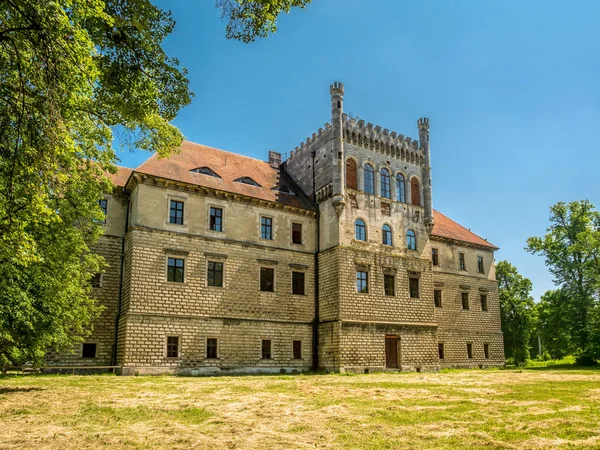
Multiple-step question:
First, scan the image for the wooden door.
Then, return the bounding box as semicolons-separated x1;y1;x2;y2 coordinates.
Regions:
385;336;398;369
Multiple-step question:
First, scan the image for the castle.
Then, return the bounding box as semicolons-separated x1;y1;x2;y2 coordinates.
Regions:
48;82;504;374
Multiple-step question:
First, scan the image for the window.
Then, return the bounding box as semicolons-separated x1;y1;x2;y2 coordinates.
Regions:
261;216;273;240
434;289;442;308
191;167;221;178
382;224;392;246
396;174;406;202
166;336;179;358
380;168;391;198
260;267;275;292
484;343;490;359
432;248;439;266
292;222;302;245
98;199;108;223
477;256;484;274
355;219;366;241
459;252;466;271
406;229;416;250
293;340;302;359
438;343;445;360
462;292;470;310
364;164;375;194
81;343;97;358
167;257;184;283
207;261;223;287
409;277;420;299
345;159;358;190
91;273;102;288
411;178;421;206
480;294;488;311
206;338;218;359
273;185;295;195
356;271;368;293
292;271;305;295
209;207;223;231
261;339;272;359
466;343;473;359
169;199;184;225
234;176;261;187
384;274;395;296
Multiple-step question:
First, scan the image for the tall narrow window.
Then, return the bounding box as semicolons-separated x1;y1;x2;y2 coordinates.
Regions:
293;340;302;359
167;336;179;358
459;252;466;271
382;224;392;246
261;216;273;240
292;271;305;295
261;339;272;359
396;174;406;202
169;200;184;225
434;289;442;308
260;267;275;292
462;292;470;310
411;178;421;206
98;199;108;223
355;219;366;241
206;338;218;359
292;222;302;245
480;294;488;311
406;230;416;250
356;271;368;293
384;274;395;296
432;248;439;266
484;343;490;359
467;343;473;359
91;273;102;288
345;159;358;190
364;164;375;194
209;207;223;231
409;276;420;298
380;168;391;198
167;257;185;283
207;261;223;287
438;343;445;360
477;256;484;273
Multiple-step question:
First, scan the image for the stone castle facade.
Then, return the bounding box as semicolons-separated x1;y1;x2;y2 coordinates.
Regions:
47;82;504;374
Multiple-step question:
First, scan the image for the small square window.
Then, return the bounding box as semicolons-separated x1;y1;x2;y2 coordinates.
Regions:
206;338;218;359
459;252;466;271
167;336;179;358
432;248;439;266
384;274;395;296
169;200;184;225
261;216;273;240
81;343;97;358
293;340;302;359
262;339;272;359
91;273;102;288
292;271;305;295
207;261;223;287
477;256;484;274
462;292;470;310
167;257;185;283
209;207;223;231
434;289;442;308
260;267;275;292
480;294;488;311
356;271;368;293
409;277;419;299
467;343;473;359
484;343;490;359
292;222;302;245
438;343;445;360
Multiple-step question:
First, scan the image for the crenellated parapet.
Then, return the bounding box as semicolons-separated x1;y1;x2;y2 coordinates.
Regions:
286;123;333;161
342;114;425;166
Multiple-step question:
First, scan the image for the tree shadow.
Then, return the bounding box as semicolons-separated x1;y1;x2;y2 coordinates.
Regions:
525;364;600;371
0;387;43;395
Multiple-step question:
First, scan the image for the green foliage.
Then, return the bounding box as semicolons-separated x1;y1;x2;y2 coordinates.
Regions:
496;260;536;364
527;201;600;361
216;0;312;42
536;289;578;358
0;0;191;365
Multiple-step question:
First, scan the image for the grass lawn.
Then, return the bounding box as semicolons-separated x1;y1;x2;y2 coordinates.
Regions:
1;368;600;449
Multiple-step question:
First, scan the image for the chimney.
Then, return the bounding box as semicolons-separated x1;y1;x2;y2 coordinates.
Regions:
268;150;282;168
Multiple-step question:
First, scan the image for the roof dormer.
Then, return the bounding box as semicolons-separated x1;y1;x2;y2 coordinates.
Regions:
190;167;221;178
234;176;261;187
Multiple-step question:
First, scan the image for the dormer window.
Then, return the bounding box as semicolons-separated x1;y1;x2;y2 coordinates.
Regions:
271;185;295;195
190;167;221;178
234;177;261;187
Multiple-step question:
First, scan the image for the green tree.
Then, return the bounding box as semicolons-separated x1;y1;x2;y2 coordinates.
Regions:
526;201;600;361
496;260;536;364
535;289;578;359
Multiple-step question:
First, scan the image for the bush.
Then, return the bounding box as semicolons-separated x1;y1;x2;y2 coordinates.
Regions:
575;354;598;366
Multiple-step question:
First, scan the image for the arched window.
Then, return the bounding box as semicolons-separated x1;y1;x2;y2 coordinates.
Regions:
363;164;375;195
396;173;406;202
355;219;367;241
345;159;358;190
382;224;392;246
380;168;391;198
406;229;416;250
411;178;421;206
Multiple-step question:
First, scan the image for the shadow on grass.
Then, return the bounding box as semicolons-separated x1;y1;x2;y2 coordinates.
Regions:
524;364;600;372
0;386;43;395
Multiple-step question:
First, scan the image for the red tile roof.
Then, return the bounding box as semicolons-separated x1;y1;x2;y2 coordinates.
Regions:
432;210;498;250
134;141;314;210
107;166;133;187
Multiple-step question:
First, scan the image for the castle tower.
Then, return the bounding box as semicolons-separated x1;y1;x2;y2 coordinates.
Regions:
330;81;345;213
418;117;434;233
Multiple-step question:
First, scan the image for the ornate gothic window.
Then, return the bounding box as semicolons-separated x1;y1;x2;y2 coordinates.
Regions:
396;173;406;202
363;164;375;195
382;224;392;246
411;177;421;206
355;219;367;241
380;168;391;198
345;159;358;190
406;229;416;250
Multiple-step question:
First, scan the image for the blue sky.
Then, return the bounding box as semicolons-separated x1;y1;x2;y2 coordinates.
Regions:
117;0;600;300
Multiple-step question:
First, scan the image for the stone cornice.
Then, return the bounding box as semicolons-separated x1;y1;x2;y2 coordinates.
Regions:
429;234;498;252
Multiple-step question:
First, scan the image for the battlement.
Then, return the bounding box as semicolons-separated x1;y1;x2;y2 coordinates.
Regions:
285;123;333;161
330;81;344;98
418;117;430;132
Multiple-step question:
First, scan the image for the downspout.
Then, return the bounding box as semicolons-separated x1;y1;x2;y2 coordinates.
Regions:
312;150;320;372
112;190;130;368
